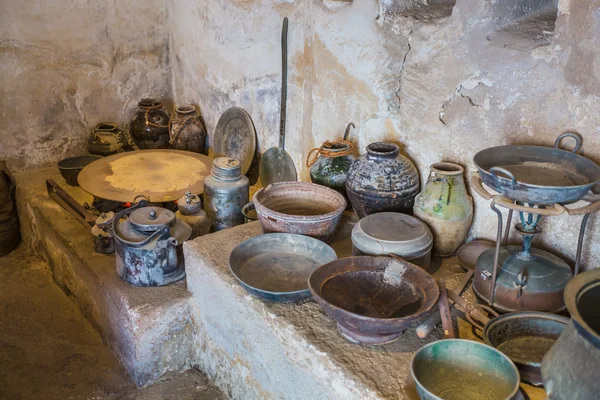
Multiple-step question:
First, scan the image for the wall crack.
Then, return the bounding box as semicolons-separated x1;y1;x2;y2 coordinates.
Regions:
395;29;413;105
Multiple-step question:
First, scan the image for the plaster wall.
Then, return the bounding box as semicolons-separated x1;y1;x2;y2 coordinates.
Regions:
170;0;600;270
0;0;171;170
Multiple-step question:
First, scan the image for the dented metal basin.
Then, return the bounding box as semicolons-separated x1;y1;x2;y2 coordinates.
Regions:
253;182;346;243
308;256;439;345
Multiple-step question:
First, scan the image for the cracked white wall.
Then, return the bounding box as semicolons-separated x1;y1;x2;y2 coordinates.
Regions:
0;0;172;170
2;0;600;269
170;0;600;270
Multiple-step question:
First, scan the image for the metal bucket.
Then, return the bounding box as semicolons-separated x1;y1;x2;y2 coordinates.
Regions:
411;339;521;400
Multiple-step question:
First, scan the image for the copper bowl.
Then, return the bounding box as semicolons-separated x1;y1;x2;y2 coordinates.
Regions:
308;256;439;345
253;182;346;243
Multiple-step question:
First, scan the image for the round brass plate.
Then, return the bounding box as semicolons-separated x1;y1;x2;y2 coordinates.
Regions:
78;150;213;203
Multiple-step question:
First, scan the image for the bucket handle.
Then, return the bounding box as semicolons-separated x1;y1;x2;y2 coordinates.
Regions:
242;201;258;222
554;131;582;153
464;304;498;331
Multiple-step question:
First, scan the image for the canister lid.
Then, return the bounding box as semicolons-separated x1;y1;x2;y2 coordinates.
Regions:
212;157;242;180
129;206;175;232
352;212;433;258
177;191;202;215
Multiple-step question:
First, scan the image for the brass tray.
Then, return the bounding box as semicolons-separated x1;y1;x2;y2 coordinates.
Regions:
78;150;213;203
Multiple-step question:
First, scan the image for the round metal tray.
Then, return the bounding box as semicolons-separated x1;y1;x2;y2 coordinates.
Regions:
229;233;337;302
78;150;213;203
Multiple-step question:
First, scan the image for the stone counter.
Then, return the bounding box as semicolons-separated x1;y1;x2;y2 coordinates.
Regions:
184;217;546;399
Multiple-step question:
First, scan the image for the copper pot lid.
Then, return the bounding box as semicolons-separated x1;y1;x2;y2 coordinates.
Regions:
77;150;213;203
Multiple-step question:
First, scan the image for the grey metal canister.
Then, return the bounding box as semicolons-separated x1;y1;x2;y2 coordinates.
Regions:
204;157;249;232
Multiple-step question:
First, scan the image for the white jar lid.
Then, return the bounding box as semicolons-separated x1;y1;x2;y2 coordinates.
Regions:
352;212;433;258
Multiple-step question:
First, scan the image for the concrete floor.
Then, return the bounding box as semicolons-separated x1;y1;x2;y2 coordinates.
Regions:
0;245;224;400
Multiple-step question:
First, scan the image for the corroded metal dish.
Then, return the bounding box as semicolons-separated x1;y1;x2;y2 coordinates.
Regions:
308;256;439;345
229;233;337;302
78;150;213;203
482;311;568;386
213;107;256;176
253;182;346;243
411;339;521;400
473;132;600;205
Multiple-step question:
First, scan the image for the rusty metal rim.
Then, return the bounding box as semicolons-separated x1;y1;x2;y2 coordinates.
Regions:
308;256;439;324
564;268;600;346
253;182;347;222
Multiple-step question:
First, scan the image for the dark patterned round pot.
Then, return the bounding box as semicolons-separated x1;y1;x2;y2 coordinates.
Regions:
346;142;419;218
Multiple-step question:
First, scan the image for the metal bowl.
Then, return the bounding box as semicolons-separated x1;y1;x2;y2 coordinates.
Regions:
411;339;521;400
308;256;439;345
253;182;347;243
483;311;568;386
229;233;337;302
57;155;102;186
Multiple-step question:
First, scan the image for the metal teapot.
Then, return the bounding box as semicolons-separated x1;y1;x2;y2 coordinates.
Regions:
109;198;191;286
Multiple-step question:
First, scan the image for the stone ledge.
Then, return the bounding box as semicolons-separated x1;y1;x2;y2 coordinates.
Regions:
185;218;445;400
15;167;196;387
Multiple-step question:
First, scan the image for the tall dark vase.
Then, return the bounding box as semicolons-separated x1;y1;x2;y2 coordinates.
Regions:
129;98;170;149
346;142;419;218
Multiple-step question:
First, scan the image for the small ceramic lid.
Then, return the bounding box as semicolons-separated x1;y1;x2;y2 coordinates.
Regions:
352;212;433;258
129;206;175;233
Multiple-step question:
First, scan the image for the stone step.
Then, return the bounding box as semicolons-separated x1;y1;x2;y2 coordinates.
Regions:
15;167;196;387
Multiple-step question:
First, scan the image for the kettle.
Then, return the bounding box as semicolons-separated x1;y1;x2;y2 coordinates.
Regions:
110;199;191;286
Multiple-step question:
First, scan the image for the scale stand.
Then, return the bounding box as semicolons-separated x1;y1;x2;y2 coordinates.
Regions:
471;172;600;311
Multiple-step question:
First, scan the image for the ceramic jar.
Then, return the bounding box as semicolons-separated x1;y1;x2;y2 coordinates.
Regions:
88;123;126;156
413;162;473;257
169;105;207;154
203;157;249;232
129;98;170;149
346;142;419;218
308;141;355;200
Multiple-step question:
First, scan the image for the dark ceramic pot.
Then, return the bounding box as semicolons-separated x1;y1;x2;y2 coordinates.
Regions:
88;123;127;157
169;105;207;155
129;98;170;149
309;142;355;200
346;142;419;218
